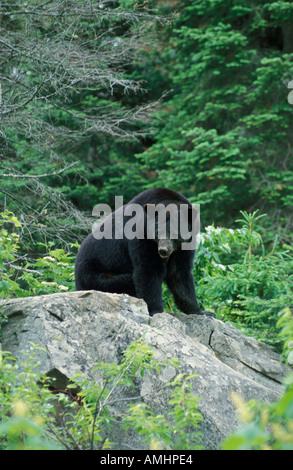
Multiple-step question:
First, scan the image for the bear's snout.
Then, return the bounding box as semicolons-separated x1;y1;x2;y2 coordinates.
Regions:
158;239;174;259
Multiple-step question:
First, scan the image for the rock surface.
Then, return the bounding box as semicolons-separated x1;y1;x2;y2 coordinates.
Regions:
1;290;291;449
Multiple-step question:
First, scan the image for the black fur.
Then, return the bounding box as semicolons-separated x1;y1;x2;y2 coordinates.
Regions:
75;188;214;317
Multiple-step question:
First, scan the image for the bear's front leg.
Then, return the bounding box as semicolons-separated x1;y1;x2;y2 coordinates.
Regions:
129;240;166;316
132;266;164;316
166;254;215;317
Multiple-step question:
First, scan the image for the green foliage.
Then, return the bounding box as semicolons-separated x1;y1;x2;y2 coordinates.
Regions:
0;0;155;246
222;307;293;450
277;308;293;365
1;1;293;451
0;211;23;298
162;210;292;350
0;348;61;450
0;211;77;303
136;0;293;240
222;379;293;450
21;246;76;296
124;373;203;450
50;337;166;450
0;339;203;450
195;211;293;349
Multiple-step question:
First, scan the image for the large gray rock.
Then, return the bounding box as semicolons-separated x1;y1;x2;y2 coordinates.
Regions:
0;290;291;450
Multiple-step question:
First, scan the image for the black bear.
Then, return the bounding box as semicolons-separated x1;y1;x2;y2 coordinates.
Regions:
75;188;214;317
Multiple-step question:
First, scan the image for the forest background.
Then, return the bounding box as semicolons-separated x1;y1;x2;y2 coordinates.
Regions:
1;0;293;451
1;0;293;346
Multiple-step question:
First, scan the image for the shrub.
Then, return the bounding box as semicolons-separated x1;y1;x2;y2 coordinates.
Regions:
0;210;76;302
0;339;203;450
0;348;61;450
124;373;203;450
222;307;293;450
195;211;293;350
0;210;23;298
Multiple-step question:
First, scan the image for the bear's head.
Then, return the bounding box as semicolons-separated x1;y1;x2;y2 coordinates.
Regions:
144;202;199;258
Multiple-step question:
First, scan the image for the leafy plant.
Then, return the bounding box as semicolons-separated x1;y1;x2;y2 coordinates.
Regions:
194;211;293;349
0;338;202;450
0;210;23;298
0;210;77;300
137;0;293;243
162;209;292;349
222;307;293;450
0;348;61;450
277;308;293;365
63;337;165;450
124;373;203;450
20;245;76;296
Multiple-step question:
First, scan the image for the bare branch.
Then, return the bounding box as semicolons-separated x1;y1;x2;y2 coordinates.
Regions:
0;162;78;179
0;0;164;245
